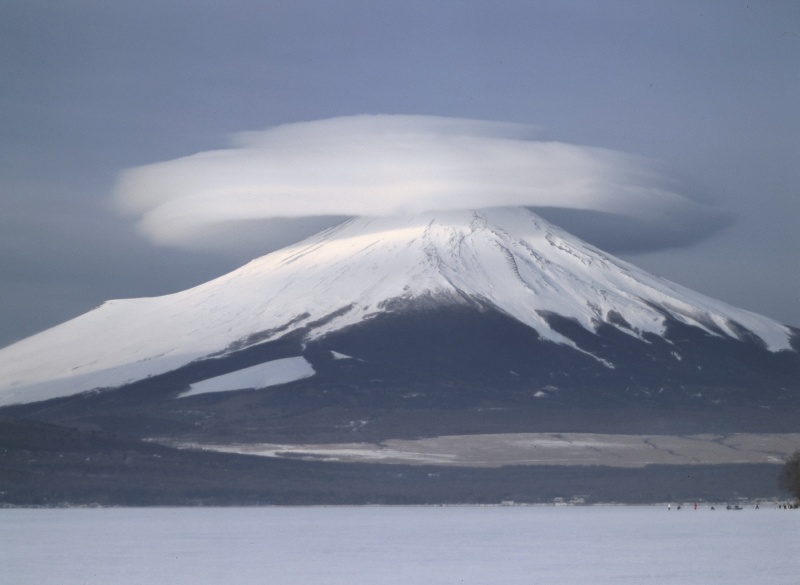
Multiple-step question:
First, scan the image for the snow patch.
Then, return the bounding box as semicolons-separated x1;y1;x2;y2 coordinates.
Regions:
179;357;314;398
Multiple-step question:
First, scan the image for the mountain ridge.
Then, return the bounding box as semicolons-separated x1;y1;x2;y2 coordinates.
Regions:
0;207;796;408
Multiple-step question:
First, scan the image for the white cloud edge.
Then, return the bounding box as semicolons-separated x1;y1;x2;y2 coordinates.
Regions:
113;114;719;250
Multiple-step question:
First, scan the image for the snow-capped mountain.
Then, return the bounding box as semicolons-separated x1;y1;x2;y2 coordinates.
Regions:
0;207;797;408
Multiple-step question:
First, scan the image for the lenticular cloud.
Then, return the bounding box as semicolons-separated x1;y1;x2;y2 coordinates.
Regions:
113;115;719;249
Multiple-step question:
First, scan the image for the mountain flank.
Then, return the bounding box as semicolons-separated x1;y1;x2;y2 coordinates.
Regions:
1;207;798;504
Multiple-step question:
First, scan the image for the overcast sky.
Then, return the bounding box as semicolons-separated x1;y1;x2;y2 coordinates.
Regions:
1;1;798;349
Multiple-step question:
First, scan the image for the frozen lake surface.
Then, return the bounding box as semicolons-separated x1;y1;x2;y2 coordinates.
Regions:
2;506;798;584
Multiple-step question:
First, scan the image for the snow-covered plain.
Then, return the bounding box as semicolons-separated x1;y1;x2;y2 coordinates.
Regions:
182;432;800;467
2;506;797;585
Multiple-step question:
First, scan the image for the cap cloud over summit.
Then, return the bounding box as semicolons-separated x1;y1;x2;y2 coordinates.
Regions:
113;115;730;254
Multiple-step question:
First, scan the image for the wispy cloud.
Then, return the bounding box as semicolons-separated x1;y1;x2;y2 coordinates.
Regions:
113;115;728;251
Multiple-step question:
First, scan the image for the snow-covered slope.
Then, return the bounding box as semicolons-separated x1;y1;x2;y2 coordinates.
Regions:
179;357;315;398
0;207;794;406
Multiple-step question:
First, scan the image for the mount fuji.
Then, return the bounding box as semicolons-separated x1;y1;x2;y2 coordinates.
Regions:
3;206;800;505
0;207;798;440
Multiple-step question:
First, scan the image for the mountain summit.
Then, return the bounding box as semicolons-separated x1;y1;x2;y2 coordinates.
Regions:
0;207;797;411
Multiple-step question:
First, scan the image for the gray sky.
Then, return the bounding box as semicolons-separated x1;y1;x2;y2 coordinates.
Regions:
1;0;798;349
